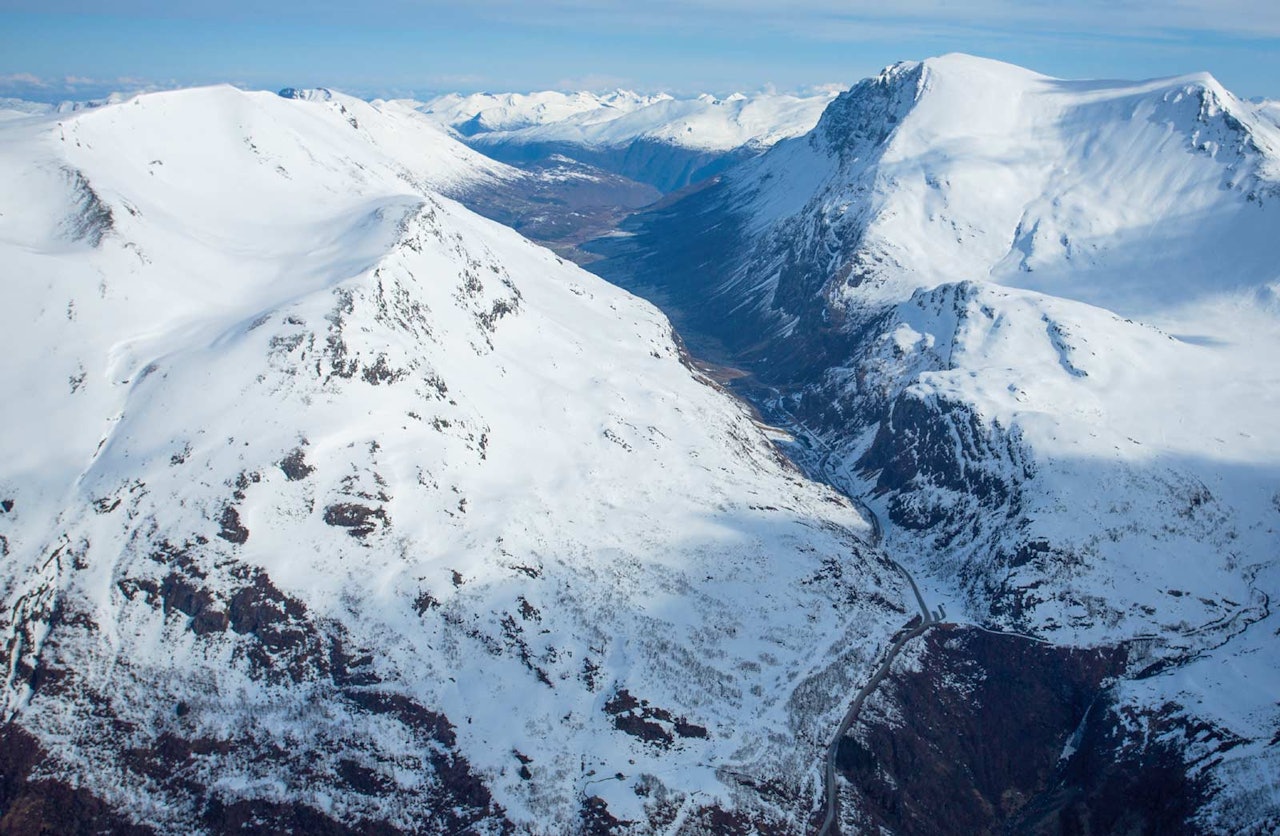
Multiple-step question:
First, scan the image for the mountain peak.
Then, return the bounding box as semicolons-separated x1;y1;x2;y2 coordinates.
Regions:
919;52;1048;80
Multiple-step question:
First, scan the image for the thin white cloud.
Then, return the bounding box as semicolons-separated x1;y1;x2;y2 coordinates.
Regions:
0;72;174;102
0;72;49;87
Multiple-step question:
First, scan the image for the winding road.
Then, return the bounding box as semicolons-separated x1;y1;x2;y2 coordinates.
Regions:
760;392;938;836
816;615;934;836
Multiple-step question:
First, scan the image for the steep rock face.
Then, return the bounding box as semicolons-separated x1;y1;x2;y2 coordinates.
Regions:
835;626;1227;835
594;54;1280;365
585;63;934;378
589;54;1280;827
0;87;917;832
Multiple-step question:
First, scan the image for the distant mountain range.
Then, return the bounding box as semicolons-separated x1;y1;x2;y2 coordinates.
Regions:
412;88;836;192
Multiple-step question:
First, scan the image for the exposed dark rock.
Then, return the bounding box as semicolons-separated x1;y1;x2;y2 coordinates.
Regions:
335;758;390;796
199;795;400;836
517;596;540;621
835;625;1213;835
412;591;439;615
581;658;602;691
859;391;1025;524
325;641;376;689
673;720;708;739
817;62;924;163
499;613;551;686
279;448;314;481
579;795;632;836
603;689;707;748
60;167;114;247
216;506;249;544
679;804;797;836
1011;701;1230;835
229;470;261;502
513;750;533;781
3;529;509;834
477;298;516;333
322;503;387;538
158;573;228;635
360;354;405;385
341;689;458;748
0;724;153;836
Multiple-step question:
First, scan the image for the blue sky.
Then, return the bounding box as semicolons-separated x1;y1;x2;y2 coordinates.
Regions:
2;1;1279;101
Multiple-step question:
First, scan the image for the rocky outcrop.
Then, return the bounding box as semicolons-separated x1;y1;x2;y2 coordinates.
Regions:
835;626;1215;835
0;534;508;834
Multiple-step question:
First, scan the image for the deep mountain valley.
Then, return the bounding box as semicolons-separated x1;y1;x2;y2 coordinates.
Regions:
0;54;1277;835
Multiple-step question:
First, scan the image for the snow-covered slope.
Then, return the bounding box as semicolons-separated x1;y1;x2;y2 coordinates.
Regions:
0;96;121;123
760;55;1278;315
591;54;1280;830
0;85;913;832
417;88;837;192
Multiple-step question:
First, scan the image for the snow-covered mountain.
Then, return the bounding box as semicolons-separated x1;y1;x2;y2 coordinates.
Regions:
0;99;53;120
591;54;1280;831
416;89;673;136
0;85;915;832
424;89;834;153
416;88;837;192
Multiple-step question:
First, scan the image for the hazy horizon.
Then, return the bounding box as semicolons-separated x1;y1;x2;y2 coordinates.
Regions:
3;2;1279;103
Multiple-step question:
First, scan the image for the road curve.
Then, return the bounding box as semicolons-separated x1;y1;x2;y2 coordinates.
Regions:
816;616;933;836
760;392;939;835
746;388;940;834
